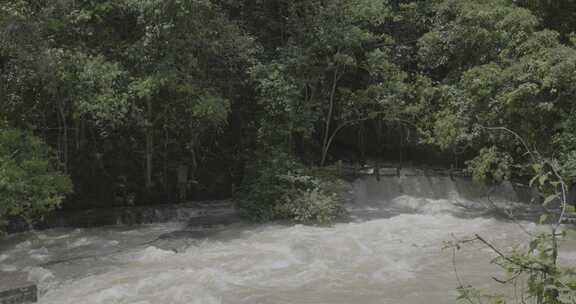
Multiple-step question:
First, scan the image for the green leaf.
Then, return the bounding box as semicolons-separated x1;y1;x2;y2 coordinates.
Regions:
539;173;548;186
539;214;549;224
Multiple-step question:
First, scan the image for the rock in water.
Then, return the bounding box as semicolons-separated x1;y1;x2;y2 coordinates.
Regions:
0;272;37;303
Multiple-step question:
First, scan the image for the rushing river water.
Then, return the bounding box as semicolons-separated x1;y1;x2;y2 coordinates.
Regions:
1;176;575;304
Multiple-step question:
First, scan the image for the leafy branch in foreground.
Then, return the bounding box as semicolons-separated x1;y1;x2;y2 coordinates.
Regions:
448;127;576;304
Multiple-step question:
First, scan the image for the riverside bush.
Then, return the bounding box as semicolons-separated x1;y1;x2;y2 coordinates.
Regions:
465;146;513;184
0;127;72;231
238;152;345;225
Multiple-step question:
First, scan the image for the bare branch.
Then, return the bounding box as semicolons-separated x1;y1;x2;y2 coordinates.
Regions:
474;234;551;274
478;126;537;163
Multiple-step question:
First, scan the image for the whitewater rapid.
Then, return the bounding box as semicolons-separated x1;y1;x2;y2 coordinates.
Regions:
0;176;575;304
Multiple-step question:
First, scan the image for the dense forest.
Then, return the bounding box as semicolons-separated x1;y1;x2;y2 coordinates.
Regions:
2;1;576;302
1;0;576;224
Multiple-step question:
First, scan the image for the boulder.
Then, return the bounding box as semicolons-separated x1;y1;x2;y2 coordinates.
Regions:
0;272;36;304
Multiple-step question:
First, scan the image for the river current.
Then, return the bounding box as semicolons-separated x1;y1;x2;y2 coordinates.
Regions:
1;175;575;303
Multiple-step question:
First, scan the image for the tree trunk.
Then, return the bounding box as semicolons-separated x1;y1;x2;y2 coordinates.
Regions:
392;0;400;11
358;122;366;165
177;164;188;202
398;123;404;166
321;69;339;166
146;129;153;190
145;98;154;190
58;104;68;173
162;110;169;191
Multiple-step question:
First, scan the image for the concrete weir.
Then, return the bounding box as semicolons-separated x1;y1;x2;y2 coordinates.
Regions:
7;200;240;233
0;272;37;304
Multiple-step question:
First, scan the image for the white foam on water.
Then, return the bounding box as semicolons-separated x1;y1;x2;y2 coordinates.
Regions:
32;212;550;304
389;195;465;215
15;240;32;250
67;237;93;249
26;266;56;293
134;246;177;262
27;266;54;282
0;264;18;272
106;240;120;246
35;232;71;241
0;177;572;304
560;252;576;262
29;255;50;262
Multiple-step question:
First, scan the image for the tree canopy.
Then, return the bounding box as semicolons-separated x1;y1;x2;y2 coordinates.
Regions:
2;0;576;224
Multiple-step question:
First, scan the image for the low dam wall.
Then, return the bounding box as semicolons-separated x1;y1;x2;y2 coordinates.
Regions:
8;165;575;234
7;201;239;234
340;164;576;205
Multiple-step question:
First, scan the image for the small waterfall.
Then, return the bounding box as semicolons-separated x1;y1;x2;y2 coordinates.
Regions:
352;175;522;203
2;172;575;304
346;174;537;220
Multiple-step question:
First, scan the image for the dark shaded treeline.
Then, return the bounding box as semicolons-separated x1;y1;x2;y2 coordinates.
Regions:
1;0;576;214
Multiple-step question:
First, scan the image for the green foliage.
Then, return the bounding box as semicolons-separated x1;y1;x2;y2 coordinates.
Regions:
46;50;131;128
450;232;576;304
238;152;344;225
251;0;408;162
449;131;576;303
515;0;576;42
0;127;72;231
275;187;341;225
430;110;470;150
465;146;512;184
1;0;257;202
553;115;576;182
418;5;576;158
3;0;576;227
490;232;576;304
250;62;317;146
418;0;537;75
